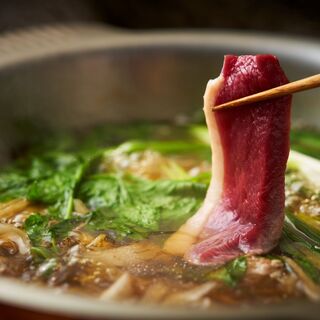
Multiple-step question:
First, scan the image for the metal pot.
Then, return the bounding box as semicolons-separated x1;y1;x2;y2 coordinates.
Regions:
0;24;319;319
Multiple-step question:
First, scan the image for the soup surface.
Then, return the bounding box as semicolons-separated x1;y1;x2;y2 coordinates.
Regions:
0;123;319;307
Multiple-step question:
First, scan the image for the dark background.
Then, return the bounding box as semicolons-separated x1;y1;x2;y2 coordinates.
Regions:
0;0;319;38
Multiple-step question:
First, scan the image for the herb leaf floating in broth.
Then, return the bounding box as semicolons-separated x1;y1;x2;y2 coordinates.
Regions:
14;130;210;246
80;174;207;240
24;213;51;246
0;152;99;219
25;212;90;246
207;256;247;287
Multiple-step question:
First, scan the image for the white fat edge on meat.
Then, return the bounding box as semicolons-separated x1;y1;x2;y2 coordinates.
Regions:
163;76;224;256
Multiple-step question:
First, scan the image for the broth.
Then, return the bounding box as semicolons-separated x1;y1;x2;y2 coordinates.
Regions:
0;123;319;307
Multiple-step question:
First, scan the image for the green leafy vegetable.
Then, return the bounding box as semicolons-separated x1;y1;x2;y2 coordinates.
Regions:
27;163;85;219
27;153;97;219
10;124;212;246
280;218;320;284
30;247;57;265
50;216;90;242
0;172;29;202
79;174;207;240
24;213;51;246
36;258;58;277
114;140;210;156
25;213;89;246
30;247;55;260
291;128;320;159
0;150;100;218
207;257;247;287
286;211;320;244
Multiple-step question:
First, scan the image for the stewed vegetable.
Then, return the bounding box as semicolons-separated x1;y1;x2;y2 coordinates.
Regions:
0;121;319;306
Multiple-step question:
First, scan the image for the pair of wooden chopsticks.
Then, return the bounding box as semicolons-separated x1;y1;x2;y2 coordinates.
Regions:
212;74;320;111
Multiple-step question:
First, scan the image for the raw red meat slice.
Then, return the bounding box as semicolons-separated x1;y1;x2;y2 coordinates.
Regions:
164;55;292;266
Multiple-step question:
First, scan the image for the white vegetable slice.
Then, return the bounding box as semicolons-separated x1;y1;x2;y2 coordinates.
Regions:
288;150;320;188
100;273;133;301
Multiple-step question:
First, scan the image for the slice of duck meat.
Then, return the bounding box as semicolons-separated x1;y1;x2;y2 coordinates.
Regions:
164;55;292;266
